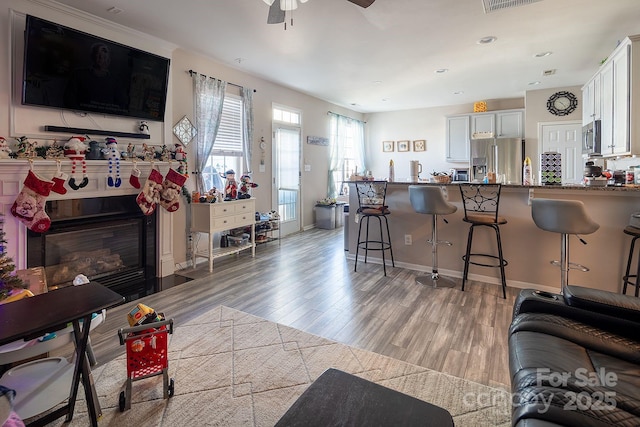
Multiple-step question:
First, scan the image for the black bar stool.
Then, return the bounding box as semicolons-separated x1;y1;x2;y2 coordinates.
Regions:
530;198;599;292
622;223;640;297
408;185;457;288
354;180;395;276
459;183;507;299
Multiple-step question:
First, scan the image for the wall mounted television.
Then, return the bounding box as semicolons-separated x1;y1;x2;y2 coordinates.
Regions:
22;15;170;122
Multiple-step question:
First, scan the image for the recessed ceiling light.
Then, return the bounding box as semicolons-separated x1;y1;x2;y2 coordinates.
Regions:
453;91;464;95
477;36;497;45
372;80;382;84
381;98;388;102
528;81;541;85
434;68;449;74
107;6;123;14
534;51;552;58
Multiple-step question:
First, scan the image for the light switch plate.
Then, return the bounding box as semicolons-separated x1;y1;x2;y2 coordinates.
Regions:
304;164;311;172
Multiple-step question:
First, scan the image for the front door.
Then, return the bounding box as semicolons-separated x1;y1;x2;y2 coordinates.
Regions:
540;122;583;184
273;126;301;236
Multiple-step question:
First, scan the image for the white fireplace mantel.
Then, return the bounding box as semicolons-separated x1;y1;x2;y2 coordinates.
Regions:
0;159;178;277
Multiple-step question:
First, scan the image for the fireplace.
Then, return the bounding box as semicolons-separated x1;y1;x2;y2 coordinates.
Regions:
26;195;157;301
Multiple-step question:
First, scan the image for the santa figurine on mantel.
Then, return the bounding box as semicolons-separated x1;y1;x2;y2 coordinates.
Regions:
64;136;89;190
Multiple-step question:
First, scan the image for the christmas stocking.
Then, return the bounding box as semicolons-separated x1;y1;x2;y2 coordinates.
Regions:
159;169;188;212
129;166;142;189
11;170;54;233
51;171;68;195
136;168;163;215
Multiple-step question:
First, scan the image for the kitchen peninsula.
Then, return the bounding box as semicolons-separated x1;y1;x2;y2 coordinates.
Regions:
346;182;640;294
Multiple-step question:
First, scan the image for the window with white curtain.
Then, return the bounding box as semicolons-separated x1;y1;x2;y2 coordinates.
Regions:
328;113;365;198
203;94;244;191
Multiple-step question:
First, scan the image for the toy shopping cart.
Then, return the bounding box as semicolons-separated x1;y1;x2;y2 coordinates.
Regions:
117;318;174;412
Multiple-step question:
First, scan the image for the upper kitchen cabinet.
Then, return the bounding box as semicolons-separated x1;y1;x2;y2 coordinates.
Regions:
582;35;640;156
446;115;470;162
446;109;524;162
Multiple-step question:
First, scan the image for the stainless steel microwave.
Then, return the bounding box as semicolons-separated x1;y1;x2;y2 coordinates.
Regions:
582;120;601;155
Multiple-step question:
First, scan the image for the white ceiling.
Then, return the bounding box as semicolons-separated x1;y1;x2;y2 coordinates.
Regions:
52;0;640;113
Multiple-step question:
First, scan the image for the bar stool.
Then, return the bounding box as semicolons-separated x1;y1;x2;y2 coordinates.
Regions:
622;222;640;297
354;180;395;276
530;198;600;291
459;184;507;299
409;185;457;288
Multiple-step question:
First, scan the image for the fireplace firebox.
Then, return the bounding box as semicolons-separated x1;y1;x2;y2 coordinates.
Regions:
27;195;157;301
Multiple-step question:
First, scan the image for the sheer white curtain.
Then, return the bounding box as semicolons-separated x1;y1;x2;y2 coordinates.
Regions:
193;73;227;193
241;87;254;173
328;112;366;198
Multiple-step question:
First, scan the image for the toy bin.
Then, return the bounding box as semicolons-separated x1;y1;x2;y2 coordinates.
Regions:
117;317;174;412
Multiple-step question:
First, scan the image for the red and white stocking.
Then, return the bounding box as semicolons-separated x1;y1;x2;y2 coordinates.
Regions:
51;162;68;195
136;168;163;216
129;164;142;189
159;169;188;212
11;170;54;233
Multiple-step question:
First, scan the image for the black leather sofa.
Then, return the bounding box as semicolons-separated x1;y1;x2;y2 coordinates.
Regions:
508;285;640;427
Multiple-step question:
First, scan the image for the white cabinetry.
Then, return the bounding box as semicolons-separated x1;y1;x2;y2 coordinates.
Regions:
446;109;524;162
446;116;470;162
582;35;640;156
191;198;256;272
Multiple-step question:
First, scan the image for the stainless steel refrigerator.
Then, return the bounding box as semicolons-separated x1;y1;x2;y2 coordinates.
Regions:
469;138;524;184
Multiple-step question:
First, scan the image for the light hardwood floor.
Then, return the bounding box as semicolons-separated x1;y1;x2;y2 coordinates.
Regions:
88;226;519;389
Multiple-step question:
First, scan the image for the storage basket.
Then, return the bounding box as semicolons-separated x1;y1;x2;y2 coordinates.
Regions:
227;235;249;247
432;175;452;184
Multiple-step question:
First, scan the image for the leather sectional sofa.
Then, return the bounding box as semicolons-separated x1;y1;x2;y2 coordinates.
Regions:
509;285;640;427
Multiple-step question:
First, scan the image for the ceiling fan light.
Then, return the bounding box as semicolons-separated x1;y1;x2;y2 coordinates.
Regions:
263;0;276;5
299;0;309;3
280;0;298;10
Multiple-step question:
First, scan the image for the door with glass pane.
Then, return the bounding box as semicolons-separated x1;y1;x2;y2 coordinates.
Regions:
273;126;301;236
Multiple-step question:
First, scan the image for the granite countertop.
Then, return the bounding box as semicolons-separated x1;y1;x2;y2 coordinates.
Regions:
370;181;640;192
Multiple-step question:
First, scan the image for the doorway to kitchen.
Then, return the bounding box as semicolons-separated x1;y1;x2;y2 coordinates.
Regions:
539;121;583;184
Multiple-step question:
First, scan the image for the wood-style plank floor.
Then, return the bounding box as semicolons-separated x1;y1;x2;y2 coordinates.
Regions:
87;227;518;389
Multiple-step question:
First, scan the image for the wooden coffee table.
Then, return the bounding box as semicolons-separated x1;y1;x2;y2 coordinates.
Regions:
275;368;454;426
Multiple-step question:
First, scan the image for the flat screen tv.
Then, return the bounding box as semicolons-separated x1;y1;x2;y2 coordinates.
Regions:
22;15;170;121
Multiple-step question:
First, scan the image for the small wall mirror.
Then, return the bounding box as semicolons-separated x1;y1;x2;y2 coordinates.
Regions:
173;115;197;146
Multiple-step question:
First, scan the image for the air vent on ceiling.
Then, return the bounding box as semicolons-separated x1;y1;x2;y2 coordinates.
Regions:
482;0;543;13
542;69;556;76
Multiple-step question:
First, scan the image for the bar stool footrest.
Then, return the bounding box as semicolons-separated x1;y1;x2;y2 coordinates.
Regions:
463;253;508;269
357;241;392;251
550;260;589;272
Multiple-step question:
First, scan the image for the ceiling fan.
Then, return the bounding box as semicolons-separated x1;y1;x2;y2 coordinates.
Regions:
264;0;375;25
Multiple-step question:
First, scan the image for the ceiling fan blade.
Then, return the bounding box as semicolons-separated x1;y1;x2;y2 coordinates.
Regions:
267;1;285;24
347;0;375;8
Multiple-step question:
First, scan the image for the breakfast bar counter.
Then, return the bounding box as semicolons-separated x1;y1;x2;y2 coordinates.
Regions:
346;182;640;294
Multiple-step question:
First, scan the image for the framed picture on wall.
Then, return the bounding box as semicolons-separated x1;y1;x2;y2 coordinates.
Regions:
413;140;426;152
397;140;410;152
382;141;394;152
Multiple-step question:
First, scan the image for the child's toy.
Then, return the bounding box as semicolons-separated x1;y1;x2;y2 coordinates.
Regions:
223;169;238;201
117;317;174;412
127;303;161;327
238;174;258;199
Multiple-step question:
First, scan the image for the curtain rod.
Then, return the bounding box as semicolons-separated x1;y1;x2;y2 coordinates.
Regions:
188;70;256;93
327;111;366;124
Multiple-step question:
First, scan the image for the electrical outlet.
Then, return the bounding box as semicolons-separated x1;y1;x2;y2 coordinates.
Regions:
404;234;412;245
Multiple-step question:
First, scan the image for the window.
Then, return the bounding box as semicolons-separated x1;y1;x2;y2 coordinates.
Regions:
273;106;300;125
328;113;365;198
202;94;244;191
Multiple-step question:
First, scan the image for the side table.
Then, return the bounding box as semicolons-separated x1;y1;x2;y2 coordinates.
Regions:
0;282;124;426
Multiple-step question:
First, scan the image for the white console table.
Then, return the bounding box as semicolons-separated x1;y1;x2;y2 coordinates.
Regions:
190;199;256;272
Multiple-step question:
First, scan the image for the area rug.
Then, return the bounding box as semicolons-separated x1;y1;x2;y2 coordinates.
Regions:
50;305;511;426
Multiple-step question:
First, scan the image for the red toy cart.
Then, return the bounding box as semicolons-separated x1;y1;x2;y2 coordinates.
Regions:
117;318;174;412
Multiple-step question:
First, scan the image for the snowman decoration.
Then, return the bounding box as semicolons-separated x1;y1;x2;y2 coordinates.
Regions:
64;136;89;190
138;121;150;135
103;137;121;187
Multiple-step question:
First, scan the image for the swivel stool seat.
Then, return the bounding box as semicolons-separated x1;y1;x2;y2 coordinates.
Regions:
459;183;508;299
354;180;395;276
409;185;457;287
530;198;600;292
